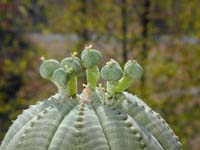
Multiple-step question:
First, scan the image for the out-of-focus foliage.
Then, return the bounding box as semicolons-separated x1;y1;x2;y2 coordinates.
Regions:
0;0;199;149
0;0;48;141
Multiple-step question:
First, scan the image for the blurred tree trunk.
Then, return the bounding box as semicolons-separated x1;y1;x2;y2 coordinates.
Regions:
78;0;90;50
140;0;150;97
27;0;47;30
121;0;128;63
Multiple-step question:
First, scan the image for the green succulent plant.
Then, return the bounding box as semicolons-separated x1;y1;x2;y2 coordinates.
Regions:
0;46;182;150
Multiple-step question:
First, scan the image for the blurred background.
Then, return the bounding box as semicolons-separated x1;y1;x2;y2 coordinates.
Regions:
0;0;200;149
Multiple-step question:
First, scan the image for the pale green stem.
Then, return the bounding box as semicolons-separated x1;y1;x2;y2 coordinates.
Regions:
86;66;99;90
106;81;118;94
67;76;77;97
107;74;134;93
58;87;69;98
51;76;77;97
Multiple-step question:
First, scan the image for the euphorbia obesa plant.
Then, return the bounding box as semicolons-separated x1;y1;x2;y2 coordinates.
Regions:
0;46;182;150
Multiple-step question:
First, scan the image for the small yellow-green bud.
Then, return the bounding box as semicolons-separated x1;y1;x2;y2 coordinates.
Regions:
101;59;123;81
52;68;70;87
81;49;102;68
124;60;143;80
61;57;81;74
71;52;81;63
40;59;60;79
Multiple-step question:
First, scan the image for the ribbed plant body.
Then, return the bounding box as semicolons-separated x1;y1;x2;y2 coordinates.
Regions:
0;46;182;150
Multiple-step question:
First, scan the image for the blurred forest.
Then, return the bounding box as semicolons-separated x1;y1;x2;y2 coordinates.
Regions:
0;0;200;149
